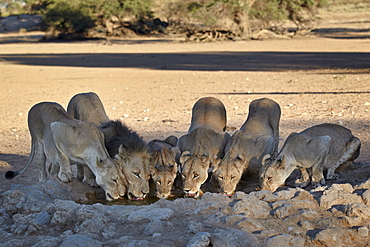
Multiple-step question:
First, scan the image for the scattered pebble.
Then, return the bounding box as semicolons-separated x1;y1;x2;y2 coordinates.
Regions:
364;102;370;106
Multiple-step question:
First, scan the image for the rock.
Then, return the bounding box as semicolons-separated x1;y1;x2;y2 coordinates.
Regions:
357;226;369;237
344;203;370;218
187;232;211;247
298;220;314;230
143;218;165;236
127;207;174;223
187;221;204;233
60;234;103;247
235;217;265;232
265;234;305;247
355;178;370;190
319;188;363;209
328;183;354;193
362;190;370;205
230;194;271;218
311;228;360;246
35;211;51;225
74;207;108;236
211;228;259;246
32;237;62;247
272;200;319;219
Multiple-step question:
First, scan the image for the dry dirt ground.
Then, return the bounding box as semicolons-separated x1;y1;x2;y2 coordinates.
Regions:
0;11;370;199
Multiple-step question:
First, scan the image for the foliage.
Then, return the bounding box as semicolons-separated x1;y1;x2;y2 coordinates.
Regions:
43;0;95;37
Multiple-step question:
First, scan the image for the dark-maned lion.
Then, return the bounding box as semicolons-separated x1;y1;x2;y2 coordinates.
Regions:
101;120;151;200
67;92;151;200
213;98;281;196
5;102;126;201
177;97;230;198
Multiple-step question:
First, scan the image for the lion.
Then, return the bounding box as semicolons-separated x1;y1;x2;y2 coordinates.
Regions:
67;92;110;185
101;120;151;201
67;92;110;126
67;92;151;200
212;98;281;196
260;123;361;192
5;102;127;201
177;97;230;198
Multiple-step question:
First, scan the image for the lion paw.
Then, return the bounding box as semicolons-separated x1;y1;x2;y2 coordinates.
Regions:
327;174;339;181
58;171;72;183
84;177;99;187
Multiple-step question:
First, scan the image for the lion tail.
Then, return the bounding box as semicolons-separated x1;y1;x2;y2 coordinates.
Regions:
5;138;37;179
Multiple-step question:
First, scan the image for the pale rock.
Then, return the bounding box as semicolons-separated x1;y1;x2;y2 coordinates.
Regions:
127;207;174;222
344;203;370;218
235;217;265;232
273;200;319;219
298;220;314;230
319;189;363;209
187;221;204;233
362;189;370;205
143;218;165;236
355;178;370;190
231;194;271;218
312;228;358;246
265;234;305;247
357;226;369;237
187;232;211;247
328;183;354;192
222;214;245;226
211;228;259;247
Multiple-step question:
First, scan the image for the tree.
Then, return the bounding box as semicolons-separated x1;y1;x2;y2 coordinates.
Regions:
43;0;96;39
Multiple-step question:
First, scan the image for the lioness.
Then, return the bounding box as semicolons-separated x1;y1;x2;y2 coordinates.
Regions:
67;92;110;185
213;98;281;196
178;97;230;198
67;92;110;126
5;102;126;201
260;123;361;192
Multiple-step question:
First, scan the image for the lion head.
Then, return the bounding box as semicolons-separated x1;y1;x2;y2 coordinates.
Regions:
115;145;151;200
179;151;217;198
94;157;128;201
259;154;290;192
149;147;178;199
213;131;274;196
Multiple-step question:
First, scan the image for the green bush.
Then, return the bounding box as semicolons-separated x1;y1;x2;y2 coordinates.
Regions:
44;0;95;37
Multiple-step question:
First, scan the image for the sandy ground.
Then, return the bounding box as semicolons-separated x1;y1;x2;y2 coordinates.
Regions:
0;11;370;197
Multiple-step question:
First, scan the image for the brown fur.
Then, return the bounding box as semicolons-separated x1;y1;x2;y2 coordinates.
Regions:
260;123;361;192
213;98;281;196
5;102;126;201
178;97;230;198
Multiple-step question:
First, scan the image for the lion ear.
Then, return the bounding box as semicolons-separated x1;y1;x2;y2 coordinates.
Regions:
180;151;191;165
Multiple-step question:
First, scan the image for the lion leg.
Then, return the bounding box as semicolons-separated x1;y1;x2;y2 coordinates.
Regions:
76;163;84;182
311;163;325;188
326;137;361;181
294;168;310;188
49;162;60;177
83;166;98;187
56;151;73;183
36;142;47;181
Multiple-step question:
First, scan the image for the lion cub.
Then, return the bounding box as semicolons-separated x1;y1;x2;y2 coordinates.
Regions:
213;98;281;196
148;136;180;199
260;123;361;192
